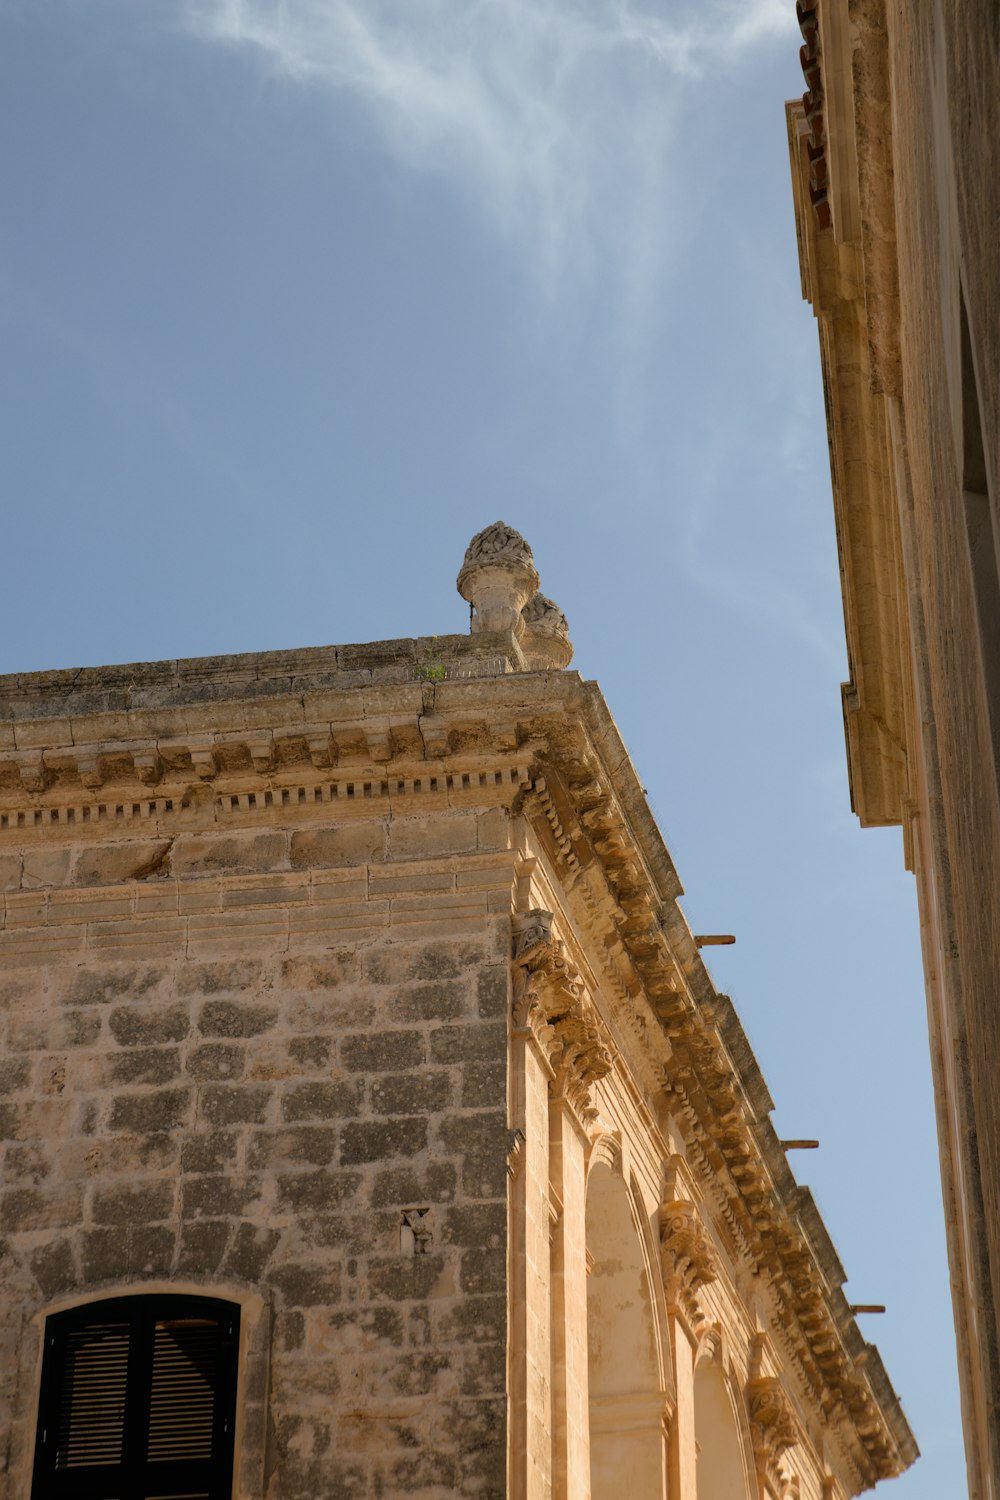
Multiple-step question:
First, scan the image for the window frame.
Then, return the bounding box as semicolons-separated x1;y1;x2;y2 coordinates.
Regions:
31;1291;241;1500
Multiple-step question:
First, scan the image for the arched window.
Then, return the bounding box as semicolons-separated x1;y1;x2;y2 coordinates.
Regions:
31;1292;240;1500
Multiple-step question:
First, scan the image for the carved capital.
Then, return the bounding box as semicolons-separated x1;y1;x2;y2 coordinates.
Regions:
659;1199;718;1326
512;908;554;966
747;1376;798;1478
511;910;613;1122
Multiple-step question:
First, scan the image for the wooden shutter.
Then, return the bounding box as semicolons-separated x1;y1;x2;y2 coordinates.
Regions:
55;1320;131;1470
32;1294;240;1500
147;1317;223;1464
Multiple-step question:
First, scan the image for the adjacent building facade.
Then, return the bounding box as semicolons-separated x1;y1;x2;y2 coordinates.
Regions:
0;525;915;1497
787;3;1000;1495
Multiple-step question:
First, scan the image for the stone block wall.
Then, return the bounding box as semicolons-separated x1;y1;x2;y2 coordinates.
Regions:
889;0;1000;1407
790;8;1000;1487
0;806;515;1500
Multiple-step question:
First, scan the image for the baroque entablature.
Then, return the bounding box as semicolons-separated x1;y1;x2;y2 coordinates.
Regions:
514;747;911;1490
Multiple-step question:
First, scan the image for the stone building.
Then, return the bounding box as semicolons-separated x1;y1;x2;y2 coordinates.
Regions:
787;2;1000;1494
0;524;915;1498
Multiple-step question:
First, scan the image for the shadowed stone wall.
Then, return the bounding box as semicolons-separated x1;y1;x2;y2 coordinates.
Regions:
0;806;513;1500
788;4;1000;1491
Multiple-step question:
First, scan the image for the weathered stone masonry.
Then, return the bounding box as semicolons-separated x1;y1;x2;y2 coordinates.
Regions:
788;4;1000;1493
0;524;917;1499
0;633;526;1499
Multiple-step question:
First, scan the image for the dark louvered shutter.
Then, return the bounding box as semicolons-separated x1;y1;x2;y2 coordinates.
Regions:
32;1294;240;1500
55;1320;131;1471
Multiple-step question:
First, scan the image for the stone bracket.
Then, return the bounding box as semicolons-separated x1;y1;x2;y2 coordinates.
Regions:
511;908;614;1124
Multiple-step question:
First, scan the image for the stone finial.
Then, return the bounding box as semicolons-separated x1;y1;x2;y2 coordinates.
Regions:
520;592;573;670
457;522;541;635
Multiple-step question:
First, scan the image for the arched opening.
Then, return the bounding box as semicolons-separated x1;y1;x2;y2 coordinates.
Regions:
693;1359;751;1500
586;1162;665;1500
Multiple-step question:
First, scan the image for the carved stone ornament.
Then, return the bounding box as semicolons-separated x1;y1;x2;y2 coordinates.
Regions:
457;522;541;635
512;907;554;966
659;1199;718;1327
506;1129;527;1181
511;909;613;1123
747;1375;798;1479
400;1209;433;1256
520;592;574;670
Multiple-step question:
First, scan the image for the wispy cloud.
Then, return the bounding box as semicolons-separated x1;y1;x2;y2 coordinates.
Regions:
175;0;821;656
177;0;795;302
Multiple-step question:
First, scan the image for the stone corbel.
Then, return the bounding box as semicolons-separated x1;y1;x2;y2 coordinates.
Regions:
511;908;613;1123
659;1198;718;1332
418;715;450;760
365;729;392;764
512;907;554;966
187;740;218;780
660;1200;718;1291
747;1375;798;1485
17;753;49;794
248;740;275;774
132;749;163;786
76;754;104;790
489;720;520;753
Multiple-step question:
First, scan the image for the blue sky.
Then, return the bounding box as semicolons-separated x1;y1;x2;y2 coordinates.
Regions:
1;1;963;1492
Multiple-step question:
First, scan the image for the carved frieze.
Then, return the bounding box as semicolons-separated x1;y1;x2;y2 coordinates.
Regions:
511;908;613;1123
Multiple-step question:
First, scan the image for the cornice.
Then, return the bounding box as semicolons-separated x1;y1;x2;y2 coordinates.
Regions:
795;2;831;233
510;687;917;1486
787;3;911;836
0;762;536;842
